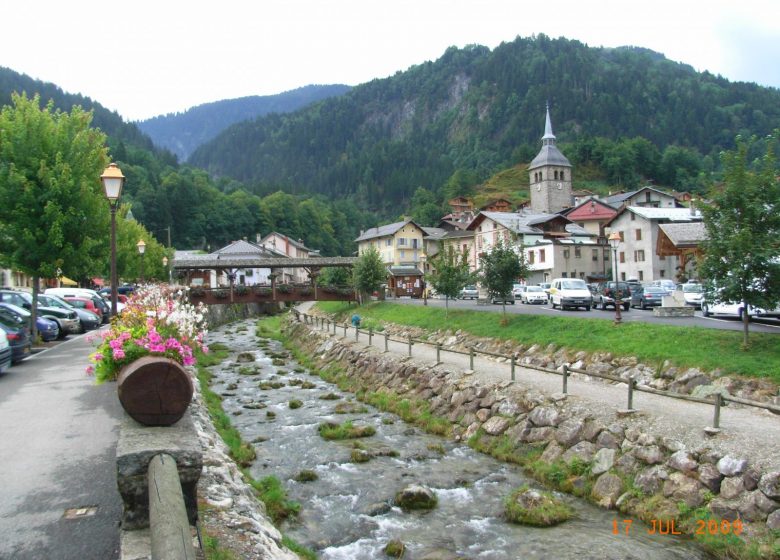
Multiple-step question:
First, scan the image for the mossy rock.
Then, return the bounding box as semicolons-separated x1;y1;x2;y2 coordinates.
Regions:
504;485;572;527
238;366;260;376
334;402;369;414
288;379;303;386
351;449;371;463
318;421;376;440
236;352;256;363
300;381;317;389
384;539;405;558
394;484;437;511
243;402;267;410
266;411;276;419
293;469;319;482
294;366;306;373
272;358;286;366
289;399;303;409
226;383;238;390
319;392;341;401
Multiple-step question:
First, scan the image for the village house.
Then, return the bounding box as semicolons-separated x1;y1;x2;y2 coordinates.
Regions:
563;197;618;240
467;210;605;284
604;207;703;283
258;232;317;284
355;219;428;298
603;186;683;210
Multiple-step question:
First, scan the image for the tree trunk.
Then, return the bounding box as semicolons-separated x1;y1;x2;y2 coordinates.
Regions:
445;296;449;319
31;276;39;343
742;311;750;349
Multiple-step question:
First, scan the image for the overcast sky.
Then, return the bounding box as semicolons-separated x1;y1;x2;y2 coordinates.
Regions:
2;0;779;121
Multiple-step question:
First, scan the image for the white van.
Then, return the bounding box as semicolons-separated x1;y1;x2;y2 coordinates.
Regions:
548;278;593;311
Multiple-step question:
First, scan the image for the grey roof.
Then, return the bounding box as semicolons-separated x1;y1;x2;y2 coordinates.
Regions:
421;227;447;239
387;265;423;276
603;186;676;207
528;106;571;170
658;222;708;247
475;211;590;237
528;145;571;170
355;219;427;242
214;239;275;256
173;256;357;270
442;229;475;239
628;207;702;222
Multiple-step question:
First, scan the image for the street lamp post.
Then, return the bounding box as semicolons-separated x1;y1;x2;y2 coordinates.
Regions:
101;163;125;317
420;253;427;306
162;256;171;285
137;239;146;284
608;231;622;325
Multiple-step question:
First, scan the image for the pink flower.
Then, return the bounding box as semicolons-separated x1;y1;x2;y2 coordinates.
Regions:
85;365;94;376
93;352;104;361
112;348;126;360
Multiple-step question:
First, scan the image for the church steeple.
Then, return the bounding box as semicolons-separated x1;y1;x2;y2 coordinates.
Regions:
528;104;572;214
542;102;555;144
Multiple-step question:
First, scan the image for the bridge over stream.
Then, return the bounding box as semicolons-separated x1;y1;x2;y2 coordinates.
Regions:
173;255;358;304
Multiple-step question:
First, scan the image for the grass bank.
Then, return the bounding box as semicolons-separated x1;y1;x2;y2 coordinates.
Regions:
315;302;780;382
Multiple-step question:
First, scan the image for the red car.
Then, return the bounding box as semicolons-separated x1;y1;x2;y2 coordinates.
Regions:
63;296;103;322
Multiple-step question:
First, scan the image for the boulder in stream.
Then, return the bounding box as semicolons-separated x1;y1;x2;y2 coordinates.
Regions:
394;484;438;510
504;485;572;527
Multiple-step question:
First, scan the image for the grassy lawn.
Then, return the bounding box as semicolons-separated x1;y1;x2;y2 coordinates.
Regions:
314;302;780;382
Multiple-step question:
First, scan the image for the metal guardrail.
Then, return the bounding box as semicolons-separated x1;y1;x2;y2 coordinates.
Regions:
293;311;780;431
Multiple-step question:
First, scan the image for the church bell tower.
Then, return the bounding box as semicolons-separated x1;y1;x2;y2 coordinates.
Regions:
528;105;572;214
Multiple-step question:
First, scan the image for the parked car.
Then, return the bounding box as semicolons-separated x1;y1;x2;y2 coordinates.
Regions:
520;285;548;304
651;279;676;295
0;302;59;341
595;281;632;311
62;296;103;322
538;283;552;299
39;294;101;332
701;298;758;320
45;287;112;322
678;282;703;308
36;316;60;341
0;289;80;338
630;285;667;310
0;328;12;373
548;278;593;311
98;285;135;297
490;292;516;305
459;285;479;300
512;284;527;298
0;305;32;362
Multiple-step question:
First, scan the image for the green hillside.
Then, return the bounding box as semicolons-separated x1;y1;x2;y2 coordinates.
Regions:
189;35;780;213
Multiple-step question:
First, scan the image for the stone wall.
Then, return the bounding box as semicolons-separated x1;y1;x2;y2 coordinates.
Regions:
375;323;779;405
285;320;780;552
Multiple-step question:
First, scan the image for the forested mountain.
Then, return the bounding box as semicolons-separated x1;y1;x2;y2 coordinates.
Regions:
138;84;351;162
189;35;780;213
0;67;374;255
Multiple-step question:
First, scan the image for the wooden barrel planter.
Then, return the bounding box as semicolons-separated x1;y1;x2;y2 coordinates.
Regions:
117;356;194;426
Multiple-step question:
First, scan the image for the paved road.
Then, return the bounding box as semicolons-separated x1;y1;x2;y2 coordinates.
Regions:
299;311;780;471
390;297;780;334
0;332;122;560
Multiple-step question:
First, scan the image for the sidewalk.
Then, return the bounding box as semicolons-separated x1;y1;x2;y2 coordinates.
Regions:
301;312;780;472
0;332;122;560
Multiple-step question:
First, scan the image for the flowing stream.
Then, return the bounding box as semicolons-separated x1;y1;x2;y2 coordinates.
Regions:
207;320;711;560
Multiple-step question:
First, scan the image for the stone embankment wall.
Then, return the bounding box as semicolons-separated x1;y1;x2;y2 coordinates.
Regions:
379;324;780;406
286;320;780;550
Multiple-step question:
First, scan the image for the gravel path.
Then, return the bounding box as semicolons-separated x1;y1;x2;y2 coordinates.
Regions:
297;305;780;472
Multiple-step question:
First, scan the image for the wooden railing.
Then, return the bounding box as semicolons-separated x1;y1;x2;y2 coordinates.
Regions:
189;284;354;305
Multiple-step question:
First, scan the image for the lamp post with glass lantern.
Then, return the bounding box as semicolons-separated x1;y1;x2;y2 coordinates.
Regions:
137;239;146;284
608;231;622;325
101;163;125;317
